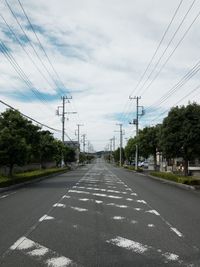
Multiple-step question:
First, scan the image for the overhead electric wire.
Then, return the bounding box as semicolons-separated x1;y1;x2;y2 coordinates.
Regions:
4;0;62;94
0;13;58;92
130;0;184;97
139;3;200;96
16;0;82;122
118;0;184;123
145;84;200;124
17;0;81;120
0;99;60;132
16;0;67;94
0;99;78;146
0;40;50;106
146;58;200;111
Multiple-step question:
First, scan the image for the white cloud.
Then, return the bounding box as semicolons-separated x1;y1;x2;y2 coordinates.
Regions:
0;0;200;150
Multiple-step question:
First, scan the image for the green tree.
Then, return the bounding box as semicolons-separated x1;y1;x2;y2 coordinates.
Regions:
138;125;161;169
53;140;65;167
38;130;57;168
160;103;200;176
0;109;30;176
125;137;137;164
113;147;125;165
64;146;76;164
79;152;86;164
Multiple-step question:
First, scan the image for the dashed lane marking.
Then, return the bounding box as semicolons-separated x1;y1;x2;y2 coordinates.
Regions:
0;194;9;199
145;210;160;216
106;236;183;265
53;203;66;208
70;206;88;212
39;215;55;222
10;236;80;267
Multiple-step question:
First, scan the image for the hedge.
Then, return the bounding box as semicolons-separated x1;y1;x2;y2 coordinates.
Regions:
150;171;200;185
0;167;69;188
124;165;143;172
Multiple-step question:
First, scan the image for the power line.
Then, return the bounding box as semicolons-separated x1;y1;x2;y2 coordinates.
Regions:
139;3;200;96
146;58;200;111
0;99;60;132
118;0;184;123
0;40;50;105
0;99;78;147
16;0;82;125
146;84;200;124
16;0;68;96
4;0;62;94
130;0;184;97
0;13;59;92
15;0;81;122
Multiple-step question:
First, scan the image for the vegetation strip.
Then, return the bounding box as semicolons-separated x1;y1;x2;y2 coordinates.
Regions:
150;172;200;186
0;168;69;188
123;166;200;187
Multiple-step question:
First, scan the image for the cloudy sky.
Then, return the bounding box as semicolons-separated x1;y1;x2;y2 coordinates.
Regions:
0;0;200;151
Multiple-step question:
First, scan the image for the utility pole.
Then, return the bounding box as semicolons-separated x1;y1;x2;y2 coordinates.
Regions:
56;96;76;166
110;138;113;162
77;124;83;164
82;134;86;153
129;96;144;170
113;136;115;151
116;123;123;167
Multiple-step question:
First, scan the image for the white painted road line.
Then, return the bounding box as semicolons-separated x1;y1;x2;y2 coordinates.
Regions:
107;236;182;264
137;200;147;204
112;216;125;220
70;206;88;212
92;193;122;199
0;194;9;199
107;236;149;254
145;210;160;216
53;203;66;208
39;215;55;222
107;169;184;241
170;227;183;237
10;236;79;266
107;203;128;208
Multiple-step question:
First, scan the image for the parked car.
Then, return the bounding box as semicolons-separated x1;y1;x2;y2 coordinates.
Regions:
138;161;149;168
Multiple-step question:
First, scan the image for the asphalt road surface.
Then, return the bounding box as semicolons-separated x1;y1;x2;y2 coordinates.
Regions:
0;159;200;267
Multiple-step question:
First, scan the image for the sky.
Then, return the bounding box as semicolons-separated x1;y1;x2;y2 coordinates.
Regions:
0;0;200;151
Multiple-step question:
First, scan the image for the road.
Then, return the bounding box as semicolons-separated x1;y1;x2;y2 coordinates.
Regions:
0;159;200;266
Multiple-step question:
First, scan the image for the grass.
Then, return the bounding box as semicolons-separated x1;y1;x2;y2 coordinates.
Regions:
124;165;143;172
0;167;69;188
150;171;200;186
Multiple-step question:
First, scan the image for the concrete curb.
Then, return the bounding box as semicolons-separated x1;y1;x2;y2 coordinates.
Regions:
0;169;70;194
147;174;200;191
124;168;200;191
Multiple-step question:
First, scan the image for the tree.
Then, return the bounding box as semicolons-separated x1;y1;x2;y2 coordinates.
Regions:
160;103;200;176
64;146;76;164
53;140;65;167
79;152;86;164
0;109;30;176
125;137;137;164
38;130;57;168
113;147;125;165
138;125;161;169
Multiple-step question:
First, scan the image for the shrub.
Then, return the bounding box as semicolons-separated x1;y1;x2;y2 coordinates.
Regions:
0;167;69;188
150;171;200;185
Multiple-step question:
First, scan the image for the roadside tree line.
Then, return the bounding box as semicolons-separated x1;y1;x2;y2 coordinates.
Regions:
113;103;200;176
0;109;76;176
